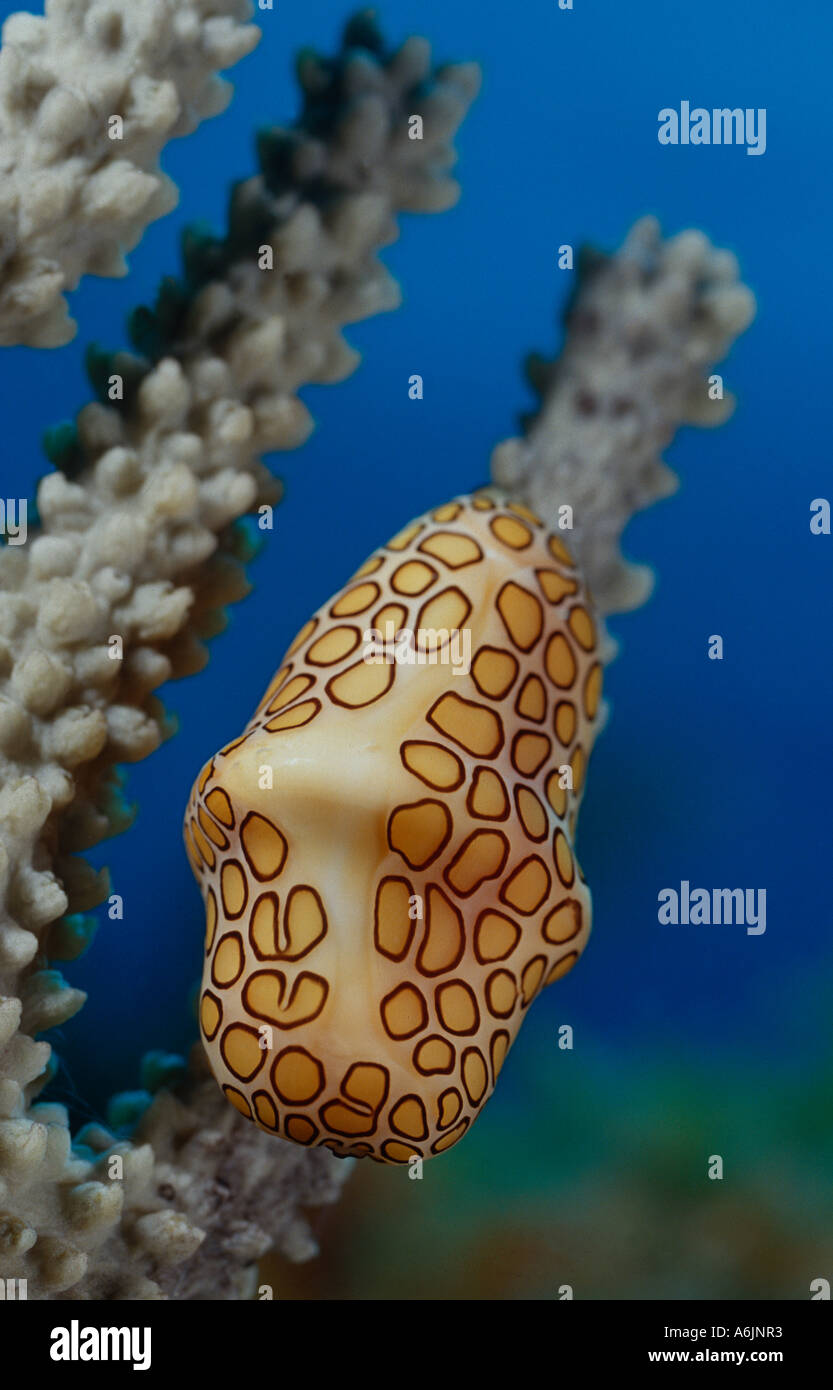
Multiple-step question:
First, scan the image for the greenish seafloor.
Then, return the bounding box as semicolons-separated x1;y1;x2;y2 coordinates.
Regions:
262;1003;833;1299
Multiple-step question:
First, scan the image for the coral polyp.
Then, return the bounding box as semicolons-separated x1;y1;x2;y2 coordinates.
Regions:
186;493;602;1161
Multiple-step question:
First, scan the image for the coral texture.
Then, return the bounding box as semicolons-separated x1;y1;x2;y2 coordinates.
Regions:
187;493;603;1162
0;0;261;348
491;217;756;614
0;16;479;1297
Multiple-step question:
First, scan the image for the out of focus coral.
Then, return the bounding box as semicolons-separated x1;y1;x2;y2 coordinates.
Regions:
0;10;479;1297
492;218;755;614
0;0;261;347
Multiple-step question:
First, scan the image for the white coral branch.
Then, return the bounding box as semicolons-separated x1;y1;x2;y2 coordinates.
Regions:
491;216;756;615
0;0;261;347
0;21;479;1298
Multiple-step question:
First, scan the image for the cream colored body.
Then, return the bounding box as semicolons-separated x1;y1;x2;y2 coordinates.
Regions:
185;493;603;1161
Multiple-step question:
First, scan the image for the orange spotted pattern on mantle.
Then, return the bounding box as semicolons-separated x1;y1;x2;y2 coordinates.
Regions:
184;493;603;1163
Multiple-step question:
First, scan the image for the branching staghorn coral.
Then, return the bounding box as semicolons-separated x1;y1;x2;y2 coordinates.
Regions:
492;217;756;615
0;12;480;1297
0;0;261;348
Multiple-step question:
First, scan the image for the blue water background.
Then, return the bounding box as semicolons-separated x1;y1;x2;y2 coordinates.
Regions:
1;0;831;1129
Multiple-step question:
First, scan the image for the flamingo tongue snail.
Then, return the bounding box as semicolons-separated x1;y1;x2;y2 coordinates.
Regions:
184;491;603;1162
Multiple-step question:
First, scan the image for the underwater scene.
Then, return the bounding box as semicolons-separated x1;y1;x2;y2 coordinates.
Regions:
0;0;831;1325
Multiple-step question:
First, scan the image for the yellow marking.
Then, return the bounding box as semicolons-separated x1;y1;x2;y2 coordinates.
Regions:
516;674;547;722
391;560;437;595
496;582;543;652
554;700;577;745
521;956;546;1004
462;1049;488;1105
327;659;393;707
241;813;287;880
438;1089;462;1128
445;830;507;895
220;860;247;918
401;741;464;790
191;821;215;869
413;1036;455;1074
265;699;320;731
501;857;550;915
286;1116;317;1143
307;626;361;666
545;770;567;818
419;531;483;569
417;886;463;975
390;1096;428;1140
471;646;518;700
331;581;380;616
254;1092;278;1128
223;1086;252;1118
244;970;328;1028
200;992;221;1039
546;951;578;983
284;886;327;958
213;934;243;986
432;1120;468;1153
475;910;520;962
431;503;462;523
272;1048;324;1104
568;605;596;651
512;731;550;777
382;984;427;1039
486;970;516;1017
584;662;603;720
389;800;450;869
542;899;582;943
375;877;414;960
353;556;384;578
266;674;314;713
491;515;533;549
545;633;577;688
258;663;291;710
554;830;575;886
250;893;280;957
204;888;218;952
469;767;509;820
373;602;408;634
205;787;234;827
344;1064;388;1111
221;1025;264;1081
436;980;479;1034
490;1031;509;1079
570;745;585;792
516;786;548;841
537;569;579;604
383;1139;420;1162
416;587;471;645
198;806;228;849
429;692;503;757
